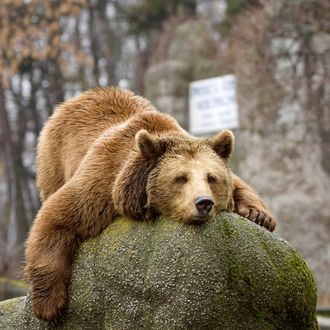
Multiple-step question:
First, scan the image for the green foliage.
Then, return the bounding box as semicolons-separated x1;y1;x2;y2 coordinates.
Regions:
317;310;330;317
220;0;261;35
121;0;197;34
226;0;261;17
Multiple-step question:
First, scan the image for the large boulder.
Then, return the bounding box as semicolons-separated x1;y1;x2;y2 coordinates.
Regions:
0;213;318;329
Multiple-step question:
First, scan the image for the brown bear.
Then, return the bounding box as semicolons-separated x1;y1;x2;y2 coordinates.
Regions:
25;87;276;321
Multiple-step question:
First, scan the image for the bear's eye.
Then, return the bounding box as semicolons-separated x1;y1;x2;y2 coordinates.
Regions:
207;174;217;184
175;175;188;184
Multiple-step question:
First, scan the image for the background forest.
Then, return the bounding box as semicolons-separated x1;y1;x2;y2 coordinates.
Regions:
0;0;329;308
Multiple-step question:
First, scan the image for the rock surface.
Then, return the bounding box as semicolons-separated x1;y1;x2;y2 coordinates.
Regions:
0;213;318;329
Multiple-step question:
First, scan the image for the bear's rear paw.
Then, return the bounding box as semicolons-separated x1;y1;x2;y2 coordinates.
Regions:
235;205;276;232
31;280;68;322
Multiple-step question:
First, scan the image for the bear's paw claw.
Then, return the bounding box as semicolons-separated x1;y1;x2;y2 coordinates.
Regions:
236;206;276;232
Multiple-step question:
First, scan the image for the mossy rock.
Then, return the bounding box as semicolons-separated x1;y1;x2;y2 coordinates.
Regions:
0;213;318;329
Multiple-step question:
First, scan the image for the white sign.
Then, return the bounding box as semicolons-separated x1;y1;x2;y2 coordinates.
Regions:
189;75;239;135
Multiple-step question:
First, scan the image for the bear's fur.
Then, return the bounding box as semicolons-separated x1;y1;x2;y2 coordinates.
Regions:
25;87;276;321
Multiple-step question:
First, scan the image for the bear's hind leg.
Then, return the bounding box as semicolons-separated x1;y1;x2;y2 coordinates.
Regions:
25;181;114;321
25;215;79;321
26;233;77;321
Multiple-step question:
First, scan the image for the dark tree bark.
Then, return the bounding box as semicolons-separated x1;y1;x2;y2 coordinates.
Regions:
0;84;29;255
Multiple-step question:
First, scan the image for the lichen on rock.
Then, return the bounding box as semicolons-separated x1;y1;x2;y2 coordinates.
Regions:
0;212;318;329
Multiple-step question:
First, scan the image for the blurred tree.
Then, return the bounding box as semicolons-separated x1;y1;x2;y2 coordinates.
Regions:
226;0;260;17
123;0;197;33
229;0;330;305
115;0;197;93
0;0;94;279
220;0;261;34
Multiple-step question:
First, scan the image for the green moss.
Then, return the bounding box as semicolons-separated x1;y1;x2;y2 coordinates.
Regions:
317;311;330;317
0;297;26;329
0;277;28;290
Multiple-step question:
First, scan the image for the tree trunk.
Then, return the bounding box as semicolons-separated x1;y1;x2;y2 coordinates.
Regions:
0;84;29;260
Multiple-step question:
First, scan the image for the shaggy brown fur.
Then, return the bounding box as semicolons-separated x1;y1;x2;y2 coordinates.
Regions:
25;87;276;321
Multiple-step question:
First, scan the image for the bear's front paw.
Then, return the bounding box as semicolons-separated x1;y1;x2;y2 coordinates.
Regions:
31;279;68;322
235;205;276;232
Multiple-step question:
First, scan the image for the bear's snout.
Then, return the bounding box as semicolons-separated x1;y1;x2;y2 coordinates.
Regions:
195;196;214;217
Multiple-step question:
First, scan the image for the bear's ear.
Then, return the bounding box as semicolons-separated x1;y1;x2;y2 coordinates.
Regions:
211;130;235;159
136;129;167;159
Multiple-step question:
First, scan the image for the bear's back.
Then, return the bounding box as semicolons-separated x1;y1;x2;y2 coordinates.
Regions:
36;87;156;201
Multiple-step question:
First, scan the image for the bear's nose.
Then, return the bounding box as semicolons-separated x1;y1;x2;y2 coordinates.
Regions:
195;196;214;216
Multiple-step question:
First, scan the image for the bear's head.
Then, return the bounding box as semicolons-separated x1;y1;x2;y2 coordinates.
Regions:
135;129;234;224
112;129;234;224
136;130;234;223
